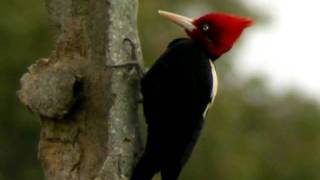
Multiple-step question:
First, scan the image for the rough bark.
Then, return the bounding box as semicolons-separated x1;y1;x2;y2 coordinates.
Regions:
17;0;143;179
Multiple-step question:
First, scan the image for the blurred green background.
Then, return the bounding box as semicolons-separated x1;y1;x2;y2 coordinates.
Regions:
1;0;320;180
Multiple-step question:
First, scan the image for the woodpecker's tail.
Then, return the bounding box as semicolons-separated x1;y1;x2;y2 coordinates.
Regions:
130;151;160;180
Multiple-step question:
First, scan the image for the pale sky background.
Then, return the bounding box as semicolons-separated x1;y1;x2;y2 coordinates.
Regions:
235;0;320;101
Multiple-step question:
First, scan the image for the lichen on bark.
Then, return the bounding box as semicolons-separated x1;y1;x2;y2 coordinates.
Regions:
17;0;143;179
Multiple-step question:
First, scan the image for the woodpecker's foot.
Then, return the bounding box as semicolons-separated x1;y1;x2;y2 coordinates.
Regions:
107;61;145;104
106;61;145;78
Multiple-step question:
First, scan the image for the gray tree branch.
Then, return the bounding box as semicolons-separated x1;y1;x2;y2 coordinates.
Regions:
17;0;143;179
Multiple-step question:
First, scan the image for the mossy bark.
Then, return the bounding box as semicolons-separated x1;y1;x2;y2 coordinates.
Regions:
17;0;142;179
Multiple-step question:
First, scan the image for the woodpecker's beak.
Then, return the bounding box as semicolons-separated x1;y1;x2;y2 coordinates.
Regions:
158;10;196;31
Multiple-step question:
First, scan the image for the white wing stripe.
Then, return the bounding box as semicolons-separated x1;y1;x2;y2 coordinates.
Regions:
202;60;218;118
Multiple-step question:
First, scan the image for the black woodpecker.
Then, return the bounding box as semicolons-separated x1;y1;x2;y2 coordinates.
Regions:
130;10;253;180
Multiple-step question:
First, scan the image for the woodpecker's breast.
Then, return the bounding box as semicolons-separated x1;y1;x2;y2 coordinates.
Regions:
203;60;218;117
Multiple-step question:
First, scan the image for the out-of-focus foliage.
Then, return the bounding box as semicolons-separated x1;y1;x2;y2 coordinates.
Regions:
139;1;320;180
1;0;320;180
0;0;51;179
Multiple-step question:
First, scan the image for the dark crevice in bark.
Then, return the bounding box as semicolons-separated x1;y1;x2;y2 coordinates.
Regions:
18;0;143;179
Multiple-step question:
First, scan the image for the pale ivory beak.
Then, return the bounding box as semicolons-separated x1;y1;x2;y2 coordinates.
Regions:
158;10;196;31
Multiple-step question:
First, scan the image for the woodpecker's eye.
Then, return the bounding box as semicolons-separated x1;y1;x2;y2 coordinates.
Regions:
202;24;210;31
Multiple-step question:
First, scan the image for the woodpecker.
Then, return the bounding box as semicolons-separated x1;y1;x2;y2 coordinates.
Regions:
131;10;253;180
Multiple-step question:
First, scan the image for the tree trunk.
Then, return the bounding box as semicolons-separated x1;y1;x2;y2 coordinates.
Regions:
17;0;143;179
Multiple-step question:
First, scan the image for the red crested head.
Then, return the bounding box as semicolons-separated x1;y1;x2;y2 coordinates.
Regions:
190;12;253;57
159;11;253;58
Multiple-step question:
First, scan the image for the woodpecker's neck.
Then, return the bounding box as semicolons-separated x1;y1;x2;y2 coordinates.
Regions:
192;39;221;61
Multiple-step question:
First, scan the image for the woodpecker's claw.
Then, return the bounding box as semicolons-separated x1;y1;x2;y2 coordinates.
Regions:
106;61;145;104
106;61;145;78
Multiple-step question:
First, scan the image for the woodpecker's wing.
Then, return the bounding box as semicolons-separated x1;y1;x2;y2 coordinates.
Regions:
139;38;215;179
141;38;213;125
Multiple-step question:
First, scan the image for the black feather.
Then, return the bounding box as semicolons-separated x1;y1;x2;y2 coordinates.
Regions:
131;38;215;180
